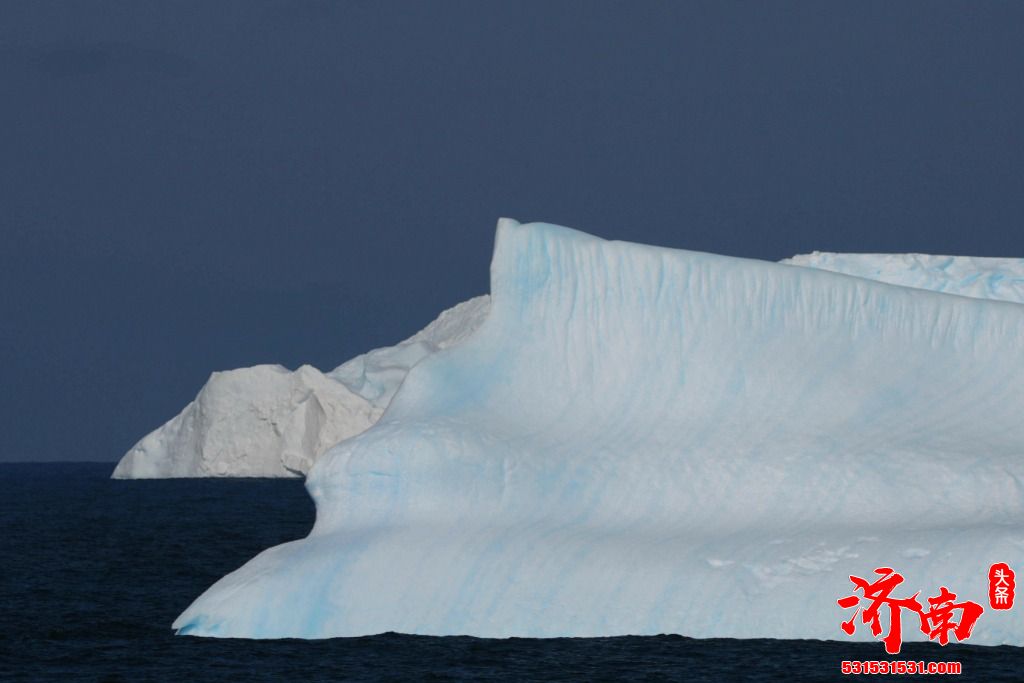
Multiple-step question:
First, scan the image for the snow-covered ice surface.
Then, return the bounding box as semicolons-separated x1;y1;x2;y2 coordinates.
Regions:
112;296;489;478
174;220;1024;645
784;252;1024;303
327;296;490;412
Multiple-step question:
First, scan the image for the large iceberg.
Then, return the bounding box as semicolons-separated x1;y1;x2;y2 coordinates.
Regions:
173;219;1024;645
112;296;490;478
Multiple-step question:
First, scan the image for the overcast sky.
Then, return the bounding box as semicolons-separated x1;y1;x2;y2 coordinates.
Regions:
3;1;1023;462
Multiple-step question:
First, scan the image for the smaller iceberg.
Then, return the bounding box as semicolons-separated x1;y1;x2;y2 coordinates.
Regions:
112;296;490;478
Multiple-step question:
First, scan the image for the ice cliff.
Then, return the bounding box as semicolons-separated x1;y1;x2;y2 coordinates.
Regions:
112;296;490;478
173;220;1024;645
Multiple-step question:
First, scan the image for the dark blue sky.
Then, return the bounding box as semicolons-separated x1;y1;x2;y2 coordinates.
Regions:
3;1;1023;462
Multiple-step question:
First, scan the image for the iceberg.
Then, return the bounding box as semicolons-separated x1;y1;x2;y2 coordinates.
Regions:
112;296;490;478
112;363;375;478
173;219;1024;645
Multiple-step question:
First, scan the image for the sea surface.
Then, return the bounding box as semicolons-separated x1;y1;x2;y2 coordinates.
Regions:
1;462;1021;682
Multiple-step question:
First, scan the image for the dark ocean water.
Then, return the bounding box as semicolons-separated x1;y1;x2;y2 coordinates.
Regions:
1;463;1021;682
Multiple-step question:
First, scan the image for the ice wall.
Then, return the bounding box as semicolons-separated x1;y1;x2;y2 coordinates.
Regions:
175;220;1024;645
